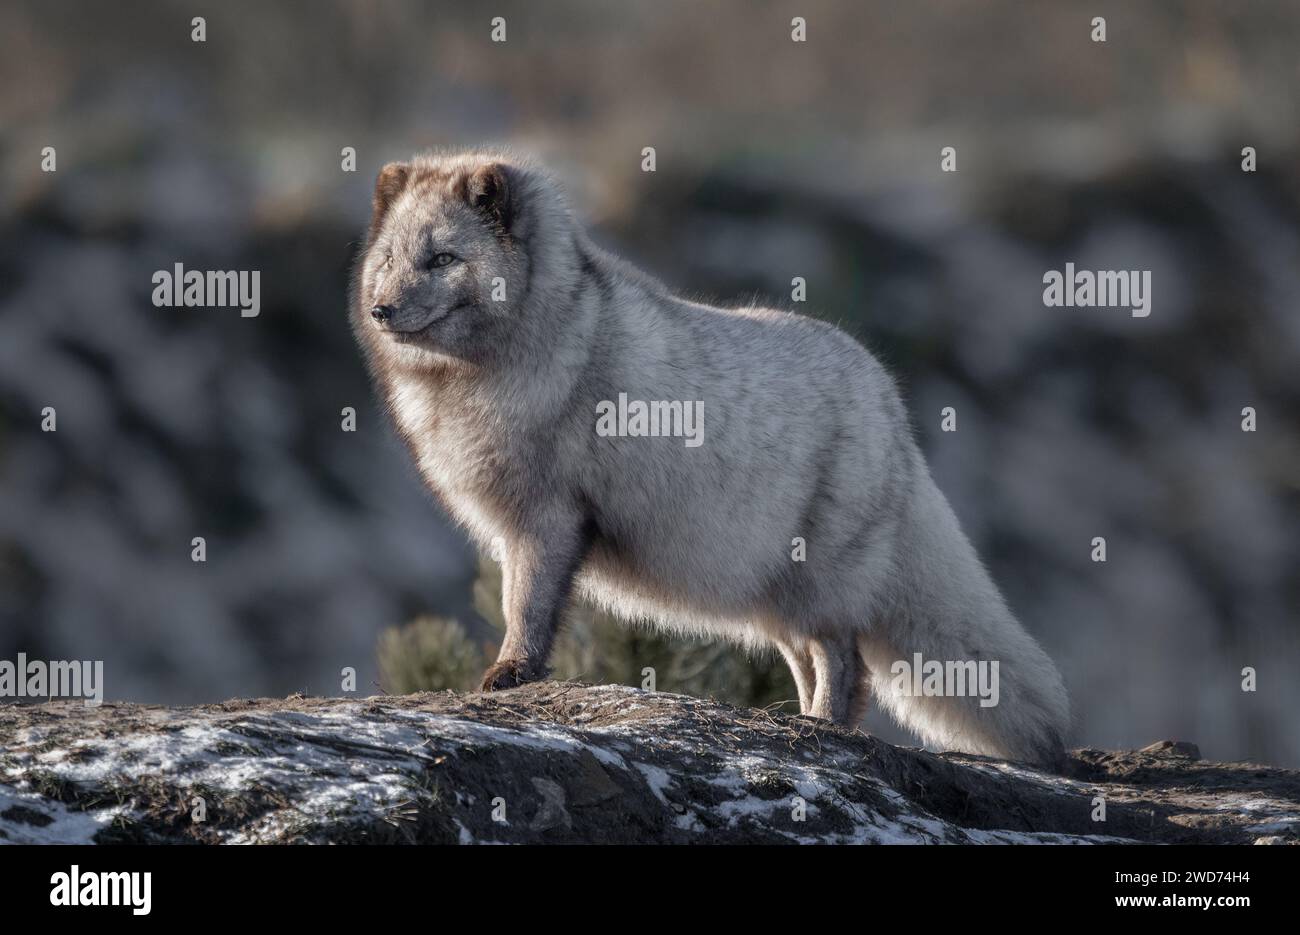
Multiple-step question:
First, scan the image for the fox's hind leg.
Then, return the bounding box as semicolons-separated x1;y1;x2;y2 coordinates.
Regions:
808;634;869;727
775;640;816;714
848;637;872;725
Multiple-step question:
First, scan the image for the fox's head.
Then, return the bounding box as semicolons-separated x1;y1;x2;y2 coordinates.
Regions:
353;151;560;367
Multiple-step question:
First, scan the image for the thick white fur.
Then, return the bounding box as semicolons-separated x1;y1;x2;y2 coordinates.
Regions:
355;150;1071;767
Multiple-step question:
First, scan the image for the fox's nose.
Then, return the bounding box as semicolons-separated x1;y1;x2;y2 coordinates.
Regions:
370;305;394;323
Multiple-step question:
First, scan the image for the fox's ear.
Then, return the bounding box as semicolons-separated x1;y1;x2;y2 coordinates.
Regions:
370;162;410;238
464;162;514;234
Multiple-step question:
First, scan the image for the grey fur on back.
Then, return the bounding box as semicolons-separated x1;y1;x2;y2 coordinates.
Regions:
351;149;1070;768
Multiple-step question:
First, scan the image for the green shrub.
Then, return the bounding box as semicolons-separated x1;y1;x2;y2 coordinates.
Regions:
377;615;485;694
379;558;797;711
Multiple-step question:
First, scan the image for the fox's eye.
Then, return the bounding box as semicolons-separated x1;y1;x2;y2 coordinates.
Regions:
428;252;456;270
380;254;393;269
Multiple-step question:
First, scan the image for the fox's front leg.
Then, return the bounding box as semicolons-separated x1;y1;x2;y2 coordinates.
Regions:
479;518;586;692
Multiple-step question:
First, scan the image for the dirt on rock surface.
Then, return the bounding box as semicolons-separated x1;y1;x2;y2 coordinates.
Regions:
1;682;1296;844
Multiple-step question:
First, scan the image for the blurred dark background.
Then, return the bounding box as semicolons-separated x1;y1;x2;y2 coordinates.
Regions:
1;1;1297;764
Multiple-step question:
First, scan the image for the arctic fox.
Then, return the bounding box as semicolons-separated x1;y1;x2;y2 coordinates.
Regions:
351;150;1070;767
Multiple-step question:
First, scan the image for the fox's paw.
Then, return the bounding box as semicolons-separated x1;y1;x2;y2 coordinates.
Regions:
479;659;546;692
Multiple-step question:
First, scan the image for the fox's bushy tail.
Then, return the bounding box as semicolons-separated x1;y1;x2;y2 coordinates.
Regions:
861;476;1070;769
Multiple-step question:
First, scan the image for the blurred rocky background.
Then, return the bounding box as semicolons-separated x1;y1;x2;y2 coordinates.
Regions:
1;1;1297;764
